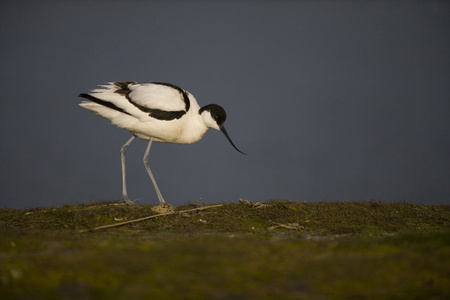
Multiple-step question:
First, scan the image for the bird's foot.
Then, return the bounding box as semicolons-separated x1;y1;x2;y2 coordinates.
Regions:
122;196;139;205
151;203;176;214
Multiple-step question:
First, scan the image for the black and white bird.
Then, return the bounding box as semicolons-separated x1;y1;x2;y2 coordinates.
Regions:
79;81;245;205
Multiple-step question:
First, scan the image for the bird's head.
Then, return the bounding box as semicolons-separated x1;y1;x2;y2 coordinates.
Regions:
200;104;246;155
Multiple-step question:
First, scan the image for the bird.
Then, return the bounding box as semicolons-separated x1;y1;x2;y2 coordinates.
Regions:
79;81;245;205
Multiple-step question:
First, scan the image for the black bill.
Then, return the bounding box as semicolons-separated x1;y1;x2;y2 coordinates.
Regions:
220;126;246;155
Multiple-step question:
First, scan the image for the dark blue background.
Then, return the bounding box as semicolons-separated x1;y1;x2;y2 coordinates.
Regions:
1;1;449;208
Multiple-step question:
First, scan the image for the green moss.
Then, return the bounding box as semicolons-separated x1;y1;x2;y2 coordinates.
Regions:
1;201;449;299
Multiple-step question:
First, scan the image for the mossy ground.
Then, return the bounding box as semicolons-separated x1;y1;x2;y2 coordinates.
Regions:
1;200;449;299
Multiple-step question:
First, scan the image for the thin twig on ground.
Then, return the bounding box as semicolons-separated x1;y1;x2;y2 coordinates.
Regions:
79;204;223;233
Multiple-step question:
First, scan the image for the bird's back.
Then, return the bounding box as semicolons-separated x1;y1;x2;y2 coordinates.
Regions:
79;81;208;143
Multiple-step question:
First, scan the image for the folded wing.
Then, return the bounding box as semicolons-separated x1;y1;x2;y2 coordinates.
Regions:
81;81;191;121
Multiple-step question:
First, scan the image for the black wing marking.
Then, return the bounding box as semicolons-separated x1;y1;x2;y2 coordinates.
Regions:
79;93;132;116
113;81;190;121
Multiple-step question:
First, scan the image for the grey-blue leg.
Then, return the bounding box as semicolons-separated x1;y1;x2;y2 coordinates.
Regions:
121;135;136;204
143;137;166;204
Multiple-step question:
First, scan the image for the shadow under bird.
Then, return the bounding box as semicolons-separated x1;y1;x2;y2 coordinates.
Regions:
79;81;245;205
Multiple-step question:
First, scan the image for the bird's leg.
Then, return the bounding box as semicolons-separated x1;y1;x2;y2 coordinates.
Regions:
121;135;136;205
143;137;166;204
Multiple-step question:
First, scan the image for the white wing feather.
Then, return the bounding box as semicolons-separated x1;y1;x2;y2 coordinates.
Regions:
128;83;187;111
87;83;150;119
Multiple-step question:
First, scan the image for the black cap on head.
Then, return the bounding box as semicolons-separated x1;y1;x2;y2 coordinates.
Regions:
200;104;246;155
200;104;226;127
